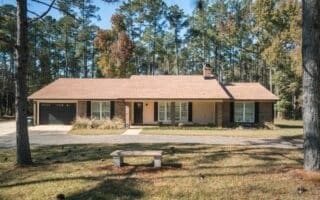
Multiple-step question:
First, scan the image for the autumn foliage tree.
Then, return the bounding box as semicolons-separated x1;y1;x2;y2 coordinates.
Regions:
94;13;134;77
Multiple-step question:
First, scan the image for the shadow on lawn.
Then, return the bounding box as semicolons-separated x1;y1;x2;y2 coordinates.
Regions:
30;143;209;165
0;144;304;199
275;124;303;129
198;146;303;166
68;178;143;200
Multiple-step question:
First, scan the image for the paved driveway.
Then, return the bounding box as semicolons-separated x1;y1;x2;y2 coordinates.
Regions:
0;121;16;136
0;121;302;149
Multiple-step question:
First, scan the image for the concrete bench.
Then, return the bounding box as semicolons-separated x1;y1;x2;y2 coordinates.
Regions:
110;150;163;168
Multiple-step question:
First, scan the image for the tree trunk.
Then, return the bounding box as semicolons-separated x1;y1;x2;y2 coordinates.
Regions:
15;0;32;166
302;0;320;171
64;31;69;77
174;29;178;75
91;48;95;78
83;41;88;78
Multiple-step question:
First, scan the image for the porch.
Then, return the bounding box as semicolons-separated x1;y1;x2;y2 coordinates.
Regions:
124;100;227;127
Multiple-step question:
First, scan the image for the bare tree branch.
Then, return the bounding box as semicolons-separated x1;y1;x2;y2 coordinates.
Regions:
27;9;40;17
30;0;78;21
29;0;56;23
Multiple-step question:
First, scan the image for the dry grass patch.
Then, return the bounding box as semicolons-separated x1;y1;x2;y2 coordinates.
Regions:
0;144;319;199
141;128;302;138
70;117;126;135
68;129;125;135
141;119;303;138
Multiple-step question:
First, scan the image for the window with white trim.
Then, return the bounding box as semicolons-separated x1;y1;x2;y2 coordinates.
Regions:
91;101;110;120
175;102;188;122
234;102;255;123
158;102;188;122
158;102;171;122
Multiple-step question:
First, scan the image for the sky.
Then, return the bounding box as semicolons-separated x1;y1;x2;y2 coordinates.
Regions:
0;0;195;29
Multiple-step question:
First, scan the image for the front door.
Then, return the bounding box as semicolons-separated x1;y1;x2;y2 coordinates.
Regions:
134;102;143;124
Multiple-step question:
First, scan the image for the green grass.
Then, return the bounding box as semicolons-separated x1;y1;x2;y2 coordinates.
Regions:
0;144;319;200
68;129;126;135
141;120;303;138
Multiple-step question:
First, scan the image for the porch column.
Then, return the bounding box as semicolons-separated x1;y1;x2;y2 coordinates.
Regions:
125;102;130;128
216;102;223;127
33;101;37;125
170;102;175;125
36;101;39;125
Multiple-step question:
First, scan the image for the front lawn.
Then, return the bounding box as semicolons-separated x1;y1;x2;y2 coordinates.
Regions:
141;120;303;138
0;144;319;199
68;129;126;135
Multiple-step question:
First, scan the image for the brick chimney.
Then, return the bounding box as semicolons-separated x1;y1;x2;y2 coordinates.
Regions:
203;64;214;79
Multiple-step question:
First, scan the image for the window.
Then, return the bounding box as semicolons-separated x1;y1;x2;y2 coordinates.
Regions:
234;102;255;123
158;102;188;122
158;102;171;122
175;102;188;122
91;101;110;120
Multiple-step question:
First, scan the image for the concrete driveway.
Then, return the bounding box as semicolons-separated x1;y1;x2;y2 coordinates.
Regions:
0;121;16;136
0;121;302;149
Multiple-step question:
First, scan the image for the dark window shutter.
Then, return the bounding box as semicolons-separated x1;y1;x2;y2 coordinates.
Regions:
110;101;115;119
188;102;192;122
255;102;259;123
154;102;158;122
87;101;91;118
272;103;275;122
230;102;234;123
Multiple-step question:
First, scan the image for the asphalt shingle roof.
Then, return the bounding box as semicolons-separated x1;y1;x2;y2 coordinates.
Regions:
28;75;278;101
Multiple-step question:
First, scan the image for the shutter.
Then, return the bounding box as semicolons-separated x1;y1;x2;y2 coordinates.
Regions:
154;102;158;122
86;101;91;118
110;101;115;119
272;102;275;122
188;102;192;122
230;102;234;123
255;102;260;123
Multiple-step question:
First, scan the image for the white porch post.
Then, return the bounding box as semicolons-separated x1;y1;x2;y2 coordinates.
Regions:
125;102;130;128
33;101;37;125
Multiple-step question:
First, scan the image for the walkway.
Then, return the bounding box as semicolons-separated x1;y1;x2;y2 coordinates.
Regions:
122;128;142;135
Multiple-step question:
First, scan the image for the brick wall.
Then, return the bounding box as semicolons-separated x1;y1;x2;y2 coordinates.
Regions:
216;103;223;127
222;102;230;126
78;101;87;118
115;101;126;121
259;102;274;123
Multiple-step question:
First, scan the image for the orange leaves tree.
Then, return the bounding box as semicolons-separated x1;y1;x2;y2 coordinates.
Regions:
94;13;134;77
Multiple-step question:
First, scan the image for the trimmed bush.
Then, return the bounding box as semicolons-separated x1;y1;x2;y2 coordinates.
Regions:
97;117;125;129
72;117;124;130
72;117;92;129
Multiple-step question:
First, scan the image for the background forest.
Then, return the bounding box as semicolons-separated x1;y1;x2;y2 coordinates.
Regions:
0;0;301;119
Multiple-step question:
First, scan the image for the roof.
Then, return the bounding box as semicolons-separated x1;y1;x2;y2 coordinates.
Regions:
126;75;230;99
224;82;279;101
28;75;278;101
28;75;230;100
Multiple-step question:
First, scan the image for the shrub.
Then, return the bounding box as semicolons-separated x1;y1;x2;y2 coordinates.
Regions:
178;123;185;127
72;117;124;130
97;117;125;129
72;117;92;129
91;119;104;129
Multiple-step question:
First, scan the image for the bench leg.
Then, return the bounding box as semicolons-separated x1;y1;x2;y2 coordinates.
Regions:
154;156;162;168
113;156;123;167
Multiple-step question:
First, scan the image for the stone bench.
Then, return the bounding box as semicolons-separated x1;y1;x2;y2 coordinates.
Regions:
110;150;163;168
